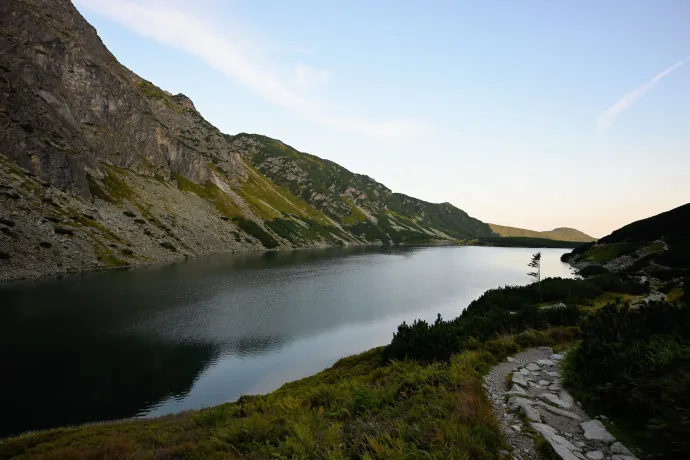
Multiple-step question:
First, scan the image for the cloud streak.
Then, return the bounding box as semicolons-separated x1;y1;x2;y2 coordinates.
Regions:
597;57;690;130
75;0;430;144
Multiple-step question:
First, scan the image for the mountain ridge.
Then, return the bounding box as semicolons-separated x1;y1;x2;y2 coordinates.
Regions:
0;0;494;281
488;223;595;242
561;202;690;274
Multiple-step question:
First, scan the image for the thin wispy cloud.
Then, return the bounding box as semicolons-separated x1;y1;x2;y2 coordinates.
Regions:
75;0;430;144
597;57;690;130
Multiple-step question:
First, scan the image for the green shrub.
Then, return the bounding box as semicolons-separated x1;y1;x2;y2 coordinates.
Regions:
564;301;690;458
160;242;177;251
232;216;279;249
384;275;644;363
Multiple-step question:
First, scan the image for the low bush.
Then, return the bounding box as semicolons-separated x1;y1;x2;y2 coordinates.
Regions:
160;241;176;252
384;275;645;363
232;216;279;249
564;301;690;458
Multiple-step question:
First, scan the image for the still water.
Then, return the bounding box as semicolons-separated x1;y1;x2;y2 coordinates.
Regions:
0;246;574;437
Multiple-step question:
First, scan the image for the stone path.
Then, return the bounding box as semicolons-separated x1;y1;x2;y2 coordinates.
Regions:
484;347;640;460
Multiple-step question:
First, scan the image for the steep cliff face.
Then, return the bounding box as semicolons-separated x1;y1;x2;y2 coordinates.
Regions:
0;0;242;196
0;0;493;281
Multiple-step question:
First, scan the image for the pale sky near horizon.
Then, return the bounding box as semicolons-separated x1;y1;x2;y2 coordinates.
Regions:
73;0;690;238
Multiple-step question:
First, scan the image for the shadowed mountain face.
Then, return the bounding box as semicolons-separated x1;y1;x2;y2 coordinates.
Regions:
0;0;494;281
561;203;690;273
489;224;595;242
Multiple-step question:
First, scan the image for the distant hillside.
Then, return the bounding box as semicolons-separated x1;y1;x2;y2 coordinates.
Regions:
489;224;595;242
562;203;690;274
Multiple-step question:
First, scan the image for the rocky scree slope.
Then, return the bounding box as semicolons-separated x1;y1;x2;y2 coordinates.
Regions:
0;0;493;281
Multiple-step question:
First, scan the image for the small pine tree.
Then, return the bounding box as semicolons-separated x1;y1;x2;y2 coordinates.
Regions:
528;252;542;302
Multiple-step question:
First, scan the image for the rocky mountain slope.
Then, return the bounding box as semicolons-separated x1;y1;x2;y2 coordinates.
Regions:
489;224;595;242
0;0;494;281
561;203;690;275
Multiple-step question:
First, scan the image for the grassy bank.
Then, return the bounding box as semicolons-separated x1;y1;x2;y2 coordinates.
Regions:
0;330;573;460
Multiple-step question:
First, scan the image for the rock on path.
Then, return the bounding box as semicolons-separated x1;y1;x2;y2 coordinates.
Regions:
484;347;640;460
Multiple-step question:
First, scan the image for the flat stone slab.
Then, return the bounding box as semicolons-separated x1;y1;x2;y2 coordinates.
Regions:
510;384;527;394
546;371;560;377
580;420;615;443
539;392;573;409
537;359;555;366
530;423;580;460
611;456;637;460
519;368;531;375
610;442;634;456
559;390;575;406
512;373;528;388
539;379;550;386
508;396;541;422
525;362;541;371
585;451;603;459
535;401;582;420
550;353;564;361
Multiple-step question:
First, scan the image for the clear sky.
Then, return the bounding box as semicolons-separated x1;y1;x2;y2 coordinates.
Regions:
73;0;690;237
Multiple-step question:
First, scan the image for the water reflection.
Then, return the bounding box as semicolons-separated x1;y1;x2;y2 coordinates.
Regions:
0;246;574;437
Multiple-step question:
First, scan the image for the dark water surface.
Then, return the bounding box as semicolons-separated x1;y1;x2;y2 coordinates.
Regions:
0;246;574;437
